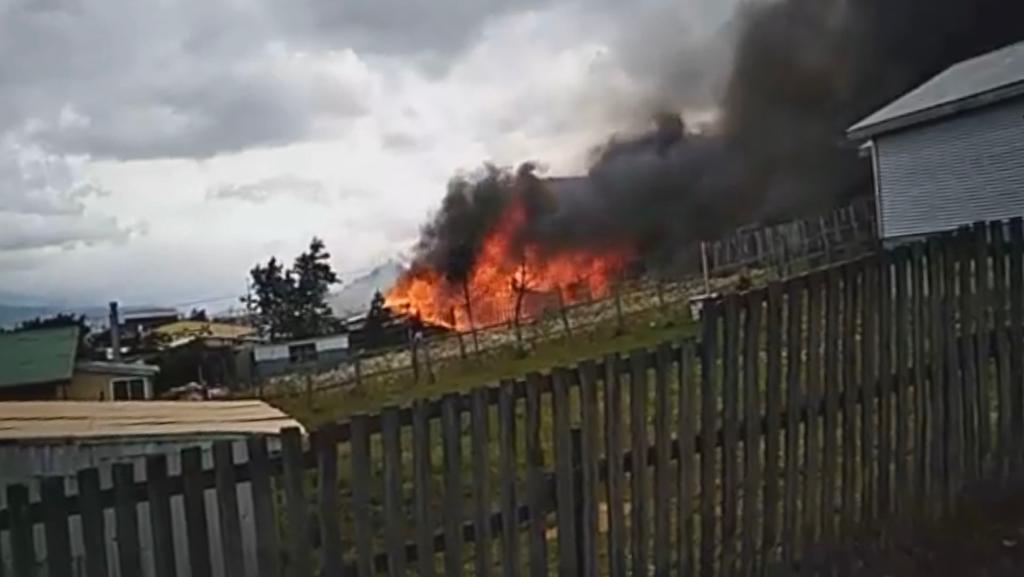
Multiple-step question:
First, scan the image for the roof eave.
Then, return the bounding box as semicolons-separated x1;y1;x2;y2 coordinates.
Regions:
848;80;1024;141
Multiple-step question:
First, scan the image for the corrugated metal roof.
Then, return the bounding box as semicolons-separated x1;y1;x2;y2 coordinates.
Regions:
0;326;79;389
0;400;302;441
849;40;1024;139
152;320;256;341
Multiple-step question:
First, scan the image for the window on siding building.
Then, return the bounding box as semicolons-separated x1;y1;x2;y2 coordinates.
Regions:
288;342;318;364
111;378;148;400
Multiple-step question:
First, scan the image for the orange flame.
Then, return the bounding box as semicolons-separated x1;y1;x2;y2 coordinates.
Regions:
387;201;632;329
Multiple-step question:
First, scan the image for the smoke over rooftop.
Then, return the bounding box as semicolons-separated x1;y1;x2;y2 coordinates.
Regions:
390;0;1024;323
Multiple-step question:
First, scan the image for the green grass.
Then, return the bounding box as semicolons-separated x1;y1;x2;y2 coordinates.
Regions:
271;303;699;426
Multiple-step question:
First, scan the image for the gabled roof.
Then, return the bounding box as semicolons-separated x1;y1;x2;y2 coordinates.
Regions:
0;326;79;389
0;400;302;442
848;40;1024;140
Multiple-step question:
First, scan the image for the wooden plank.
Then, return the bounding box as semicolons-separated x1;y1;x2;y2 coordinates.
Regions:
629;348;651;577
802;274;824;546
553;369;579;577
246;436;282;577
382;407;408;577
442;394;466;577
927;238;948;509
214;440;245;577
780;280;801;563
911;242;930;507
1009;217;1024;469
944;237;965;493
699;303;720;577
653;344;673;577
865;257;882;521
281;427;313;577
76;468;109;577
6;484;34;577
840;263;859;538
497;381;520;577
525;373;549;577
146;455;177;577
893;248;912;512
822;268;841;541
412;400;437;577
741;290;763;577
721;294;741;577
604;356;627;577
471;388;494;577
113;462;143;577
958;232;980;481
579;361;601;577
990;221;1012;474
316;425;344;577
972;222;992;469
41;476;72;577
677;341;698;577
350;415;375;577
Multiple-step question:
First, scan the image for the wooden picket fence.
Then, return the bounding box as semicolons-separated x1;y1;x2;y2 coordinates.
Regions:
2;217;1023;577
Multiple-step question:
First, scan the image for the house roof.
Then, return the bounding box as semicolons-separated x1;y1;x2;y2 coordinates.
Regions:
0;326;79;390
848;40;1024;139
152;320;256;342
0;400;302;442
75;361;160;377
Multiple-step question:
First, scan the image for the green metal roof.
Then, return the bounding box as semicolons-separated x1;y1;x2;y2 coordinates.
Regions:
0;326;79;389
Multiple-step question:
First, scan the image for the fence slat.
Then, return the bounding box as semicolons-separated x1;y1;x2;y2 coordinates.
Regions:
677;341;698;577
865;257;883;521
841;263;859;538
1009;217;1024;469
741;290;763;577
41;476;72;577
553;369;579;577
944;238;966;492
721;294;741;577
958;232;980;481
526;373;549;577
351;415;375;577
822;268;841;541
7;485;34;577
442;394;466;577
113;462;143;577
605;356;627;577
629;349;651;577
700;303;720;577
893;248;911;513
911;242;930;507
654;344;672;577
316;425;344;577
972;222;993;468
579;361;600;577
281;427;313;577
77;468;109;577
412;400;437;577
990;222;1012;474
471;388;494;577
382;408;408;577
214;440;245;577
247;436;282;577
803;274;824;547
928;239;948;510
781;280;801;564
143;455;177;577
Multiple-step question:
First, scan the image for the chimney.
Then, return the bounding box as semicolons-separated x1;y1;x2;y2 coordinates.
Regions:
109;301;122;361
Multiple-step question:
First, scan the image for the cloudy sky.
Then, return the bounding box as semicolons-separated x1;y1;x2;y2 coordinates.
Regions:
0;0;736;309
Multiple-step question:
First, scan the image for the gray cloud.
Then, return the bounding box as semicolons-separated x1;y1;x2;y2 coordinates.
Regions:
207;175;330;204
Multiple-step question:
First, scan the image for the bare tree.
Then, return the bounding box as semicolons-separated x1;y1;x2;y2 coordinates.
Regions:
510;254;534;349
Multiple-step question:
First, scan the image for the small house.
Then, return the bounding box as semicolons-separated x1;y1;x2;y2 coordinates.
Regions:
0;326;159;401
848;40;1024;243
252;333;350;379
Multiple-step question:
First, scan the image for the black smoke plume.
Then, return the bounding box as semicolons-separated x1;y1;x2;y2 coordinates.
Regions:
412;0;1024;283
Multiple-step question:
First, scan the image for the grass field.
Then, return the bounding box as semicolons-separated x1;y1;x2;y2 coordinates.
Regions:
270;299;700;426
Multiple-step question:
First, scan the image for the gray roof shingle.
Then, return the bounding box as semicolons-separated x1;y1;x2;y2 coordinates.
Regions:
848;40;1024;139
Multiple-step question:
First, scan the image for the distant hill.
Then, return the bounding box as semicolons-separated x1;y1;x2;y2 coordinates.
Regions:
329;260;404;318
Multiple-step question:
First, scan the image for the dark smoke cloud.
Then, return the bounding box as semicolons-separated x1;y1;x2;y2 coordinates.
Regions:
411;0;1024;281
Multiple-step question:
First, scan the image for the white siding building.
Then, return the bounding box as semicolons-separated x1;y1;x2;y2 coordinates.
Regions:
848;40;1024;243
